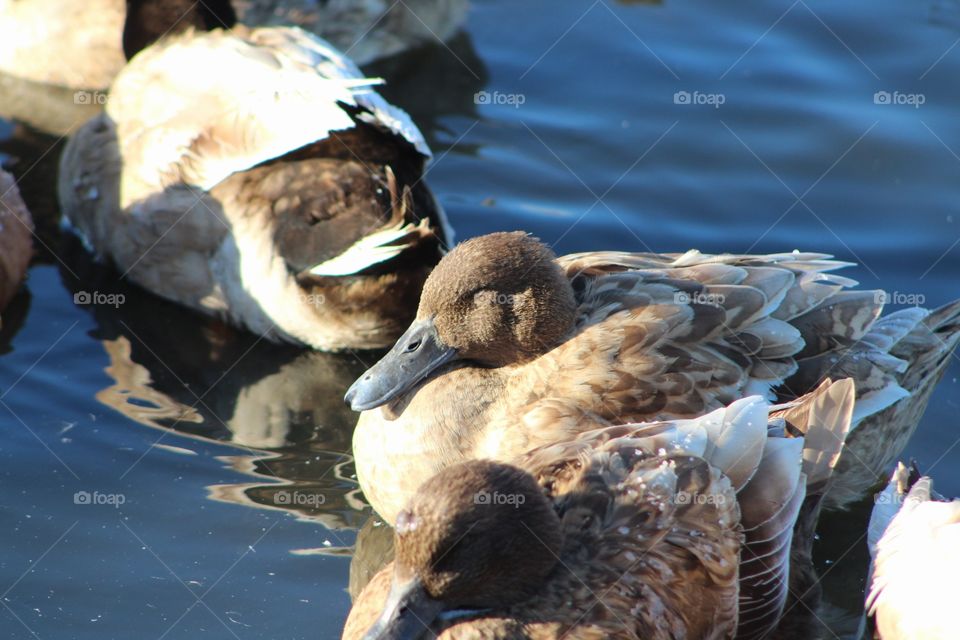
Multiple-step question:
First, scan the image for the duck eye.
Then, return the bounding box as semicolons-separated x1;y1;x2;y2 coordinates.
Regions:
406;339;422;352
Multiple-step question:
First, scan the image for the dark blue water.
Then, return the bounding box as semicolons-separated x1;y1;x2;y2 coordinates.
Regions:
2;1;959;638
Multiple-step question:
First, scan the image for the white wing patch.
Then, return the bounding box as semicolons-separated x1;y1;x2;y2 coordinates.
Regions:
308;218;432;277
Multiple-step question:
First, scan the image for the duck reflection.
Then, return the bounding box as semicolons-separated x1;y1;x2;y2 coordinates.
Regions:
59;241;376;530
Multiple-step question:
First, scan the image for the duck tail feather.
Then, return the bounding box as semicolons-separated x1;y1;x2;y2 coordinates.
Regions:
806;298;960;510
734;436;806;640
772;378;855;496
756;379;854;639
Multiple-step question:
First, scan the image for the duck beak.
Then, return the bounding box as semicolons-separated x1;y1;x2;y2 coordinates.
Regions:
345;319;456;412
361;572;444;640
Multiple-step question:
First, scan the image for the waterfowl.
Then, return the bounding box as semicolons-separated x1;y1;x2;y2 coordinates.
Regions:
864;462;960;640
0;170;34;320
344;379;854;640
58;0;450;351
0;0;466;90
347;232;960;524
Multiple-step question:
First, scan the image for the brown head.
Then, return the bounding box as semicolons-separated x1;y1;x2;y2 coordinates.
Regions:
345;232;577;411
360;460;563;640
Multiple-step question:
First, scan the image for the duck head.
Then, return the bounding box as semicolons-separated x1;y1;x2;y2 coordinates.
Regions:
361;460;562;640
123;0;237;59
345;232;577;411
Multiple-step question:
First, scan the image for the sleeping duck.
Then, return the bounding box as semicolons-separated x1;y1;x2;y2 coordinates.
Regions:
58;0;451;351
344;379;854;640
346;232;960;523
0;170;34;320
864;462;960;640
0;0;466;90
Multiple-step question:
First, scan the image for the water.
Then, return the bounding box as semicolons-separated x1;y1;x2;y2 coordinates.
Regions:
2;1;959;638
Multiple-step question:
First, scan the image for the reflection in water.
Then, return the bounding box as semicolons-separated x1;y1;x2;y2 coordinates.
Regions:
96;336;203;429
59;237;376;530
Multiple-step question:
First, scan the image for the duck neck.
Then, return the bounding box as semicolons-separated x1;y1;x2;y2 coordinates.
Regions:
123;0;237;59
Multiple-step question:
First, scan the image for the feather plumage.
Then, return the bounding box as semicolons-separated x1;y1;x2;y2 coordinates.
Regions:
59;26;449;351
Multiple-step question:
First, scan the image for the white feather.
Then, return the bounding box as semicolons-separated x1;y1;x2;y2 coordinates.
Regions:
308;219;430;277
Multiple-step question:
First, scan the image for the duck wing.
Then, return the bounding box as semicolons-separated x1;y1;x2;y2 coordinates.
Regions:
517;418;746;638
791;299;960;509
538;249;960;508
109;25;430;208
517;381;852;640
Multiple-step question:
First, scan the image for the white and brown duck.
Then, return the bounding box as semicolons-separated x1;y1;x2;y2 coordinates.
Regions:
58;0;451;351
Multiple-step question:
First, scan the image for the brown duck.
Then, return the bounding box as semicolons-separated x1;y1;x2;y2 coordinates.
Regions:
344;379;855;640
347;232;960;524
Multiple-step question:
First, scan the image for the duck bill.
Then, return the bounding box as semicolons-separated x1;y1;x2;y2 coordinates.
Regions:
361;573;444;640
345;319;456;412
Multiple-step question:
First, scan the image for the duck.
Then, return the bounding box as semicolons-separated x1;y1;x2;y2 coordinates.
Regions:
343;379;855;640
58;0;451;351
0;170;34;323
0;0;467;90
863;462;960;640
346;231;960;524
